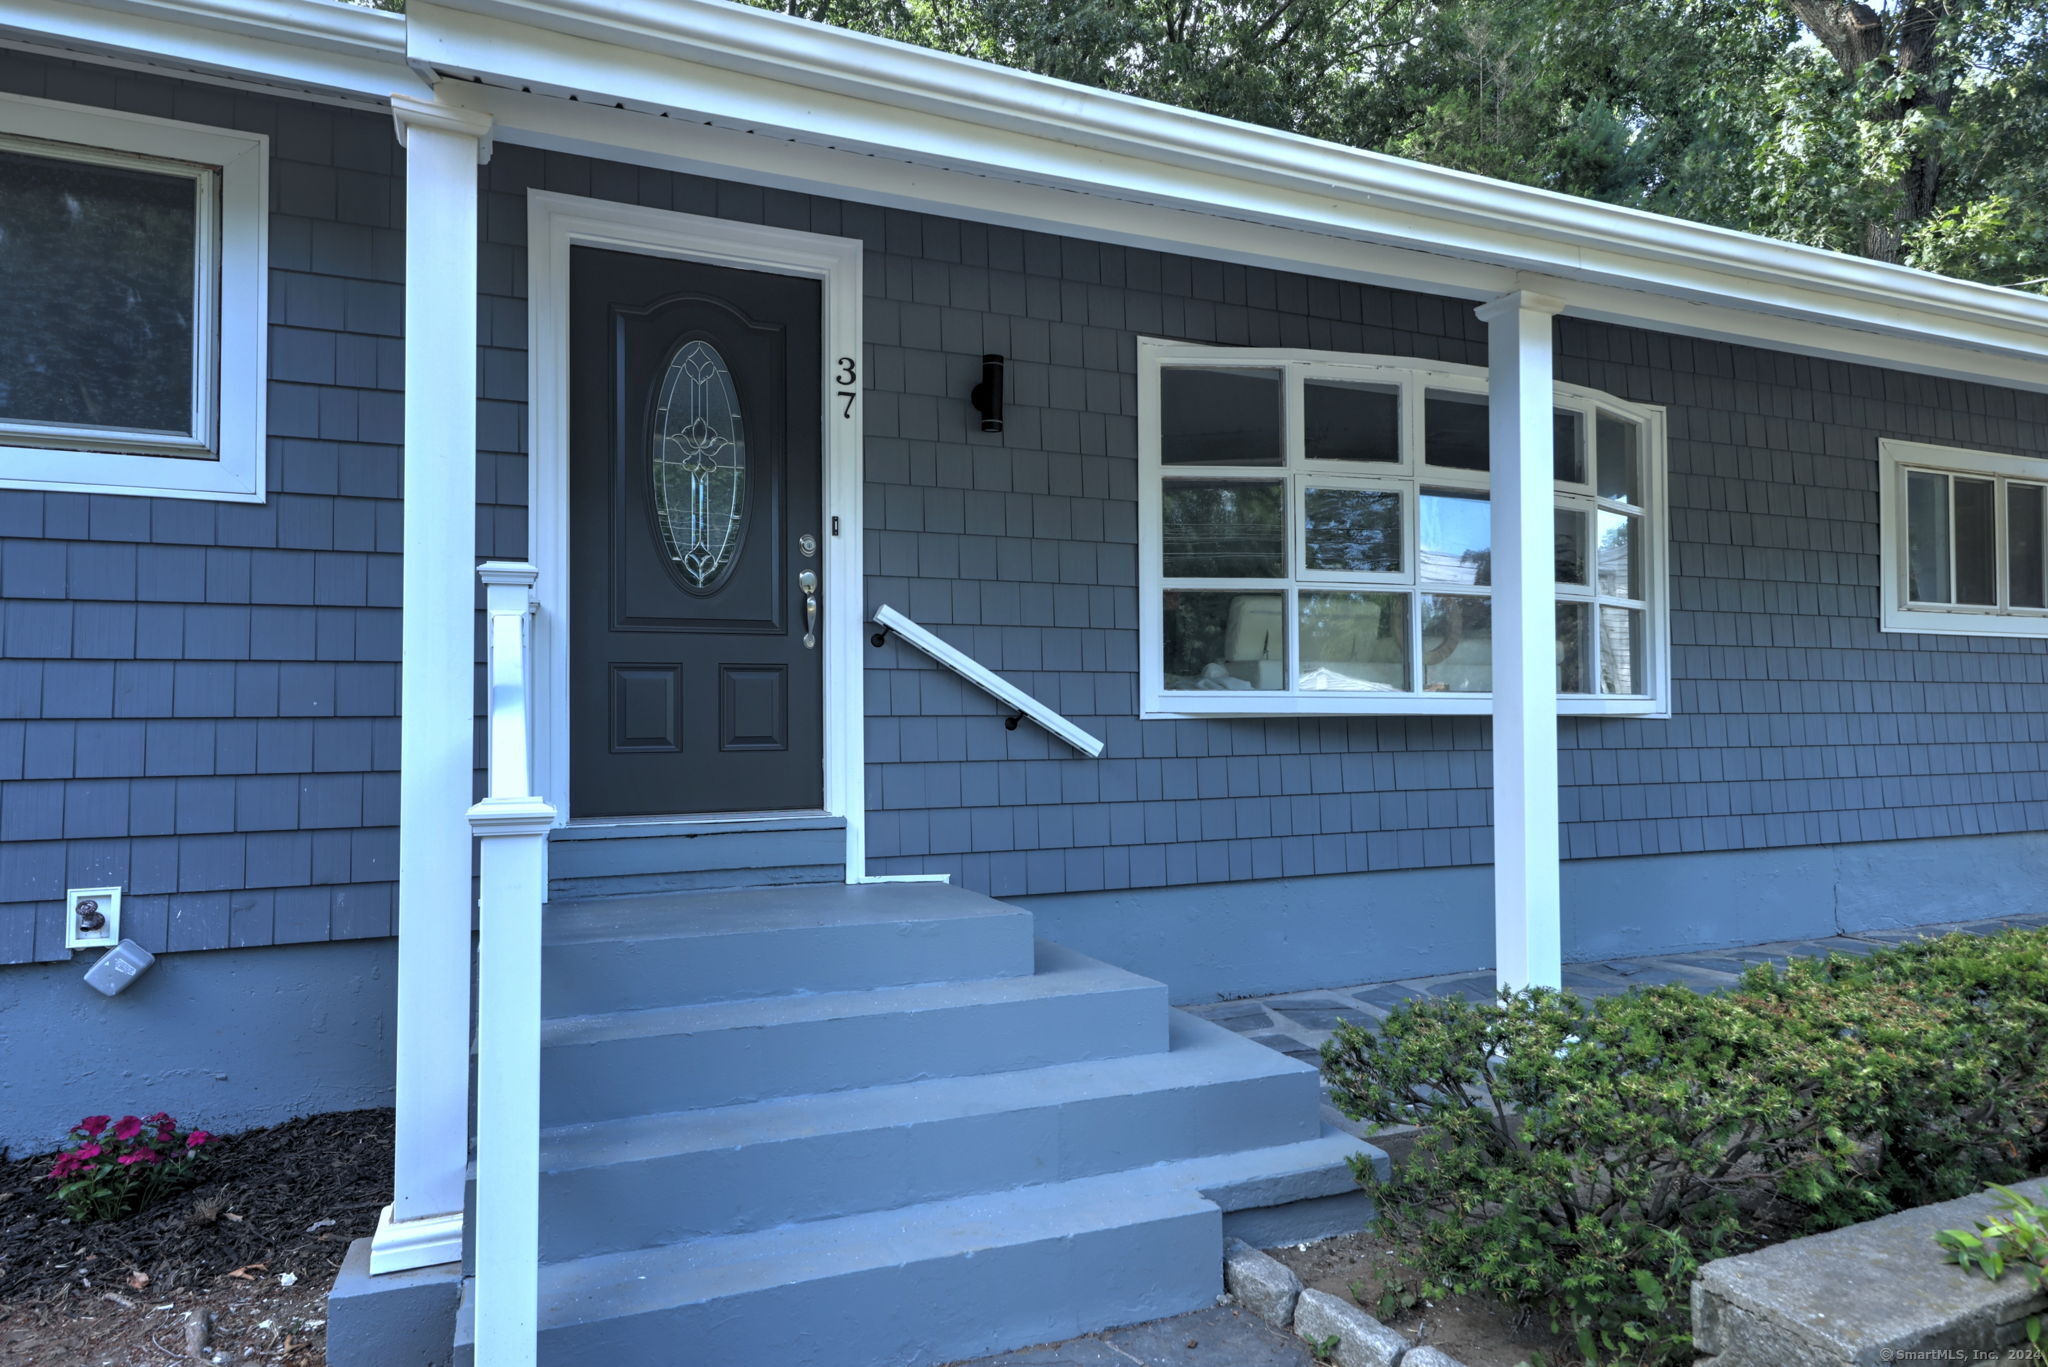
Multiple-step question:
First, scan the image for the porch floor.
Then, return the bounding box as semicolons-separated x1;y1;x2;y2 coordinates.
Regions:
945;909;2048;1367
1186;910;2048;1070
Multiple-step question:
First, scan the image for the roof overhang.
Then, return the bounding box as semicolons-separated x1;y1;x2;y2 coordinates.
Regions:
0;0;424;102
10;0;2048;392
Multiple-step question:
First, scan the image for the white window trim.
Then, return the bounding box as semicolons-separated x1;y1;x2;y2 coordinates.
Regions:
0;93;267;503
1879;438;2048;638
1137;340;1671;718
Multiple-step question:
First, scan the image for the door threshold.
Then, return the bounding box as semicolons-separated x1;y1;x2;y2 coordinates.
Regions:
554;810;844;840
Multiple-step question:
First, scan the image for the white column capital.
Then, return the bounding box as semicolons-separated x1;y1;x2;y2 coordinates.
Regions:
1474;289;1567;324
391;93;495;163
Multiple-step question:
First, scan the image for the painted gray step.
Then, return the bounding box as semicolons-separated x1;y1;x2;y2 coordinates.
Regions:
535;1010;1323;1259
541;881;1034;1016
456;1169;1223;1367
546;817;844;899
540;939;1169;1124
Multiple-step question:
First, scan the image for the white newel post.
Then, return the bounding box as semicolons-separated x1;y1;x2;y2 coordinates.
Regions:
373;93;494;1276
469;562;553;1367
1476;290;1565;992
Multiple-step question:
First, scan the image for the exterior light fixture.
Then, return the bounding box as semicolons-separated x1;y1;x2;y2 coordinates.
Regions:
970;354;1004;432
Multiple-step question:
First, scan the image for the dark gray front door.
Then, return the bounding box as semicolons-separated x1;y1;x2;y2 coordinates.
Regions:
569;247;824;818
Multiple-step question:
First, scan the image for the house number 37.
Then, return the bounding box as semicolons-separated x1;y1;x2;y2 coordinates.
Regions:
835;357;857;419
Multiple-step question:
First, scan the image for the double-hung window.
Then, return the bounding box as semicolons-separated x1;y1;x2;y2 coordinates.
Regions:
0;94;267;501
1880;439;2048;637
1138;341;1670;717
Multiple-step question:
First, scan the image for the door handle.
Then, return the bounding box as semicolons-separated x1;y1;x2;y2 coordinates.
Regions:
799;570;819;649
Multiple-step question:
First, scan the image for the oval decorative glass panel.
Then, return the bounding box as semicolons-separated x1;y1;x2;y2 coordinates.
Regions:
652;339;748;590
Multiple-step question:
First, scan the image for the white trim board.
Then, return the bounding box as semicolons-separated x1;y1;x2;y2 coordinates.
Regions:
524;191;870;879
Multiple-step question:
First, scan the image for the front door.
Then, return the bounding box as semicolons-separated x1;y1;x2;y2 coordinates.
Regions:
568;246;824;818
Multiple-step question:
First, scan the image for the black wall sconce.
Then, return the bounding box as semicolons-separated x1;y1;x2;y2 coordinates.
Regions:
970;354;1004;433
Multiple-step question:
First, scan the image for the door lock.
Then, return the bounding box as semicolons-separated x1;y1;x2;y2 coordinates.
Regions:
799;570;819;649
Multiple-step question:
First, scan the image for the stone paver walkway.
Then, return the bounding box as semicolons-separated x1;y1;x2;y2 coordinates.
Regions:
949;1304;1314;1367
949;911;2048;1367
1184;911;2048;1069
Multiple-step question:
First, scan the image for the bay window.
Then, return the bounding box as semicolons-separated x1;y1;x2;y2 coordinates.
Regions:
1139;342;1669;717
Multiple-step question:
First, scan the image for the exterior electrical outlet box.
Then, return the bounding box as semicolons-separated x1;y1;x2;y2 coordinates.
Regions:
65;887;121;952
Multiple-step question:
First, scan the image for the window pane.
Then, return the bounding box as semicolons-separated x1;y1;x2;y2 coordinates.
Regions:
1420;487;1491;585
1424;391;1488;470
1160;368;1282;466
1906;470;1951;603
1163;590;1284;690
1299;591;1409;692
1600;606;1644;694
1306;381;1399;463
1305;486;1401;574
1953;476;1997;606
1554;409;1585;484
2011;484;2046;610
1554;507;1587;586
1596;509;1640;599
1162;480;1284;578
1596;413;1640;503
1421;594;1491;693
0;146;197;435
1557;601;1590;693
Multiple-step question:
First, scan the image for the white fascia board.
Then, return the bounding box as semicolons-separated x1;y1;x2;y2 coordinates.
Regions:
410;0;2048;371
0;0;422;100
452;84;2048;395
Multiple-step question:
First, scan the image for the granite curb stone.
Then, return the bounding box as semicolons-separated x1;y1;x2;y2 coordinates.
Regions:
1225;1237;1305;1330
1292;1288;1409;1367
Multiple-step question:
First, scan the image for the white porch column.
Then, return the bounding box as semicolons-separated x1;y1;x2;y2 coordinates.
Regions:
1476;290;1565;993
372;93;494;1275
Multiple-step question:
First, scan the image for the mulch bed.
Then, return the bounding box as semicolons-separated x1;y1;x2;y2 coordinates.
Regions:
0;1108;393;1305
0;1108;395;1365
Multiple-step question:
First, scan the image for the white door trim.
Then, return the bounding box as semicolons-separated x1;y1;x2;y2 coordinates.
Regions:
525;189;869;879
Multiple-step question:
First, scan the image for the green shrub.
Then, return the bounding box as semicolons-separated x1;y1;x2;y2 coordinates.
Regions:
1321;928;2048;1367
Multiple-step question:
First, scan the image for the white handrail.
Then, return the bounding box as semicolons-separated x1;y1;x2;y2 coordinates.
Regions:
870;604;1106;758
466;562;556;1367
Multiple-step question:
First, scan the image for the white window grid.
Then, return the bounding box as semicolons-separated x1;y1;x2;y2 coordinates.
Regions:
1139;341;1670;718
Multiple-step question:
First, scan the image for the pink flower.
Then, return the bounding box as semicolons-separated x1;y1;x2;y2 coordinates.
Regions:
48;1155;81;1180
143;1112;173;1127
111;1116;143;1141
185;1131;212;1149
78;1116;110;1137
75;1143;102;1161
117;1147;160;1166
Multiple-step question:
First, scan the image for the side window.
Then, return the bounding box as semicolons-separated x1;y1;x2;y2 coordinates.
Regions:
0;94;267;501
1882;439;2048;636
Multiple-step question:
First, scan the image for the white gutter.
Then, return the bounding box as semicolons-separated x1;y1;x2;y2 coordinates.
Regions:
414;0;2048;363
0;0;421;100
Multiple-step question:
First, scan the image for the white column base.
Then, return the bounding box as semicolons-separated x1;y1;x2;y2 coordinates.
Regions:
369;1205;465;1275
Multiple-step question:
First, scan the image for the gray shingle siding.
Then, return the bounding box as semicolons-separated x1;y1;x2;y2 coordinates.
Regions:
0;52;401;964
479;144;2048;904
4;51;2042;969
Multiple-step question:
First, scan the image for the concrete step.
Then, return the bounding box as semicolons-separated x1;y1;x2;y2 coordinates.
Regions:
546;815;844;899
456;1169;1225;1367
538;940;1168;1125
541;881;1034;1017
534;1010;1324;1260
